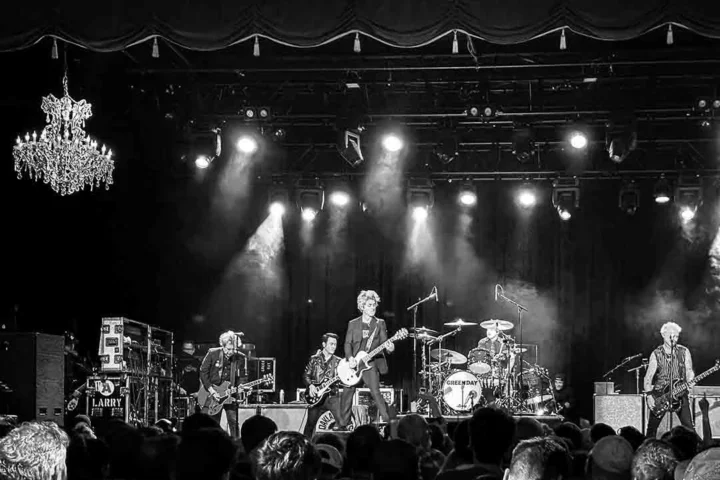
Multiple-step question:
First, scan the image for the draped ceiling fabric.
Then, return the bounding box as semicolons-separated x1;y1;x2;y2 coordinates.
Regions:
3;0;720;52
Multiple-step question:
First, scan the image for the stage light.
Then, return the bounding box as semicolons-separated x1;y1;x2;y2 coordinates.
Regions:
194;155;211;169
243;107;256;119
296;180;325;222
654;178;672;204
467;105;496;119
606;121;637;163
382;133;404;152
569;131;588;149
412;206;429;222
337;130;364;167
675;182;702;223
680;206;696;223
619;182;640;215
457;182;477;207
407;178;434;220
269;202;286;217
434;137;458;165
517;186;537;208
329;191;351;207
268;186;290;217
258;107;272;120
552;178;580;221
512;125;535;163
236;135;258;154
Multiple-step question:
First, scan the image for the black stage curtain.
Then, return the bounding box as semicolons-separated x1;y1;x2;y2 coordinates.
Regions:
199;181;720;417
3;0;720;52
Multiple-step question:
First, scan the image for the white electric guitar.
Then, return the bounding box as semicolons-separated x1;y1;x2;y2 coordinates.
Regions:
337;328;409;386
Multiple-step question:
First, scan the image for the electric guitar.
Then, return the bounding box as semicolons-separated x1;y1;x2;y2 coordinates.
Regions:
649;359;719;416
305;373;341;408
197;374;273;416
337;328;409;386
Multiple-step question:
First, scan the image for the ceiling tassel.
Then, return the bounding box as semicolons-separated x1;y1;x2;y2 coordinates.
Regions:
253;36;260;57
560;28;567;50
452;31;459;54
152;38;159;58
51;38;58;60
667;24;674;45
354;32;361;53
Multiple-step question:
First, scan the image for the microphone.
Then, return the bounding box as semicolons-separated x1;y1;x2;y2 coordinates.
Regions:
623;353;642;362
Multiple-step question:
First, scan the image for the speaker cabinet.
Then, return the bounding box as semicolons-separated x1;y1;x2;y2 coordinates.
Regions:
594;394;644;433
0;333;65;425
692;395;720;439
222;405;308;434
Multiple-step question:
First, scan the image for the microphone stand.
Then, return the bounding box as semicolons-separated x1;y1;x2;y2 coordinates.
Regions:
628;361;648;395
407;289;437;397
602;355;641;380
495;285;528;400
669;340;676;430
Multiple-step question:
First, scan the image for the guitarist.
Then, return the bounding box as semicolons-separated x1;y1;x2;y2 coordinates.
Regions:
336;290;394;431
644;322;695;438
302;333;342;437
199;330;247;437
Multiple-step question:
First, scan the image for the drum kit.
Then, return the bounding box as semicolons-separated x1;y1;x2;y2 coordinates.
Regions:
411;318;557;416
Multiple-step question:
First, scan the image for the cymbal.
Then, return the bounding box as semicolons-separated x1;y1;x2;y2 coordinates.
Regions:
430;348;467;365
444;318;478;327
412;327;438;335
479;319;514;331
409;333;437;342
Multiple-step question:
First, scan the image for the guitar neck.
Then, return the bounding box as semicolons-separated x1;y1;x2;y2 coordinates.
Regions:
673;366;719;395
364;336;397;361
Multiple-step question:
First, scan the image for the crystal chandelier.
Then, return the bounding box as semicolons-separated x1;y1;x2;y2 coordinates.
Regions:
13;71;114;195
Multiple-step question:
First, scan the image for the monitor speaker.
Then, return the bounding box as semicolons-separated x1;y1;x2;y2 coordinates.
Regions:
594;394;644;433
692;395;720;439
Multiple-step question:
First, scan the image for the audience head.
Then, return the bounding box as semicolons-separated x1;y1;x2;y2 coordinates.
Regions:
666;425;700;462
345;424;383;474
253;431;321;480
66;436;110;480
136;434;181;480
315;443;343;480
682;446;720;480
590;423;617;444
469;407;517;465
586;435;633;480
312;432;346;457
372;439;420;480
554;422;582;451
631;439;678;480
177;427;236;480
241;415;278;454
506;437;571;480
398;414;430;449
515;417;546;443
0;421;69;480
182;412;221;435
618;426;645;452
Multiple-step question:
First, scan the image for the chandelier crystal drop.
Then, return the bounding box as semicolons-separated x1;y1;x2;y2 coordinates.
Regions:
12;72;114;195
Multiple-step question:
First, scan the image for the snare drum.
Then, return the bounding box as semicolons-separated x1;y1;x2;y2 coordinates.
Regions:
442;370;482;412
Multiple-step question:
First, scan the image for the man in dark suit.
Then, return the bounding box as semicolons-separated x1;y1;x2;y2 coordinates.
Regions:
335;290;394;430
199;330;247;437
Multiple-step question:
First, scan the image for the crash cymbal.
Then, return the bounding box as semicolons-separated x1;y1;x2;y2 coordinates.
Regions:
444;318;478;327
409;333;437;342
479;319;514;331
430;348;467;365
412;326;438;335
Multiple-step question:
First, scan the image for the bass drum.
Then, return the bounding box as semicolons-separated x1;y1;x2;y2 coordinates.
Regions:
442;370;482;413
516;369;550;404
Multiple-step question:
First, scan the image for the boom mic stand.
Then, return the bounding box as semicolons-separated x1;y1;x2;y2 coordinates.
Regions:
494;285;528;401
407;288;437;398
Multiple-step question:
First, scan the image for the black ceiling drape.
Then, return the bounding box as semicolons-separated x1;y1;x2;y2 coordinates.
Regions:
3;0;720;52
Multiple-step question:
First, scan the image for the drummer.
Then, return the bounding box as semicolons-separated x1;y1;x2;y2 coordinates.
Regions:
468;323;516;377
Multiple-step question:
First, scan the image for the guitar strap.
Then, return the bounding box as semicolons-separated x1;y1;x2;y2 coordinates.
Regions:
366;321;379;350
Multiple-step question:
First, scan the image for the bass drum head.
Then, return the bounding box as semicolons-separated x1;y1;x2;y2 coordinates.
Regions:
442;370;482;413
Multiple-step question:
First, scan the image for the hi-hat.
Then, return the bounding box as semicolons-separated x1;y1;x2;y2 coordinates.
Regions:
412;327;438;335
444;319;478;327
509;347;527;353
430;348;467;364
479;319;514;331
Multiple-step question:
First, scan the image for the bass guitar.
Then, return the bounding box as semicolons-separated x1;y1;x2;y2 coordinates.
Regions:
197;374;273;416
649;359;719;416
305;373;341;408
337;328;409;386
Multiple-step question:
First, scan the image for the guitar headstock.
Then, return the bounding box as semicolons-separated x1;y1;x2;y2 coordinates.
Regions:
263;374;274;383
394;328;409;340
